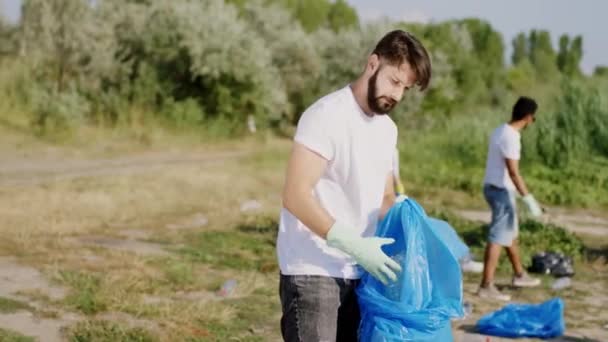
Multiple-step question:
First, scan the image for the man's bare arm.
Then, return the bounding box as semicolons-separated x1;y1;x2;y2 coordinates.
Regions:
506;158;529;196
282;143;335;239
379;172;396;221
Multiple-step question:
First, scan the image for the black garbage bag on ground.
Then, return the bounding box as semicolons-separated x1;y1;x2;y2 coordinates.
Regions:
528;252;574;277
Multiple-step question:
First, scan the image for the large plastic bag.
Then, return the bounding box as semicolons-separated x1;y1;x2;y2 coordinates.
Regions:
476;298;565;338
529;252;575;277
357;199;464;341
427;217;469;261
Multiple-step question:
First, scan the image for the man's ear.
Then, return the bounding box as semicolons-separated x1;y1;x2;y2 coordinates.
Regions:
366;54;380;74
528;113;535;123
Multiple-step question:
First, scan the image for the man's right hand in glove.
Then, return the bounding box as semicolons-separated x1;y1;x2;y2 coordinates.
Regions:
282;144;402;285
505;158;543;217
522;194;543;217
326;221;402;285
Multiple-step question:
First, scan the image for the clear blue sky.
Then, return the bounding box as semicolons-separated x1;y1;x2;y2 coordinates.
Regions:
1;0;606;73
347;0;607;74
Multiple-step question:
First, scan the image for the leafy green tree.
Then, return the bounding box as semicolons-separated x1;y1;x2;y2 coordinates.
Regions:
328;0;359;32
138;0;287;123
0;15;18;56
19;0;117;92
528;30;559;80
557;34;583;76
594;66;608;77
512;32;528;65
279;0;331;32
241;0;321;120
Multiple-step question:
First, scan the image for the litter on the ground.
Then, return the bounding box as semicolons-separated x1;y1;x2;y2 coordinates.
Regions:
217;279;237;297
551;277;572;290
529;251;575;277
476;297;565;338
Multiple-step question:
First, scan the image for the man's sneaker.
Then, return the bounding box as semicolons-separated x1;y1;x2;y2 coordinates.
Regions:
512;272;541;287
461;260;484;273
477;284;511;301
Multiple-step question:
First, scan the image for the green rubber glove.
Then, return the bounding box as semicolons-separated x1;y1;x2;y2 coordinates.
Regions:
326;221;402;284
523;194;542;217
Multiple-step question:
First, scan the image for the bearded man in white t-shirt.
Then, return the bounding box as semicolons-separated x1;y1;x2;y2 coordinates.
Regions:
276;30;431;341
477;96;544;302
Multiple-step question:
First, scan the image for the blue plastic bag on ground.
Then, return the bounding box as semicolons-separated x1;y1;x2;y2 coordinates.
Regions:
357;199;464;341
476;298;565;339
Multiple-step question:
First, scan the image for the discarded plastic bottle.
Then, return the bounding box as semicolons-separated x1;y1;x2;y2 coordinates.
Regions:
551;277;571;290
217;279;237;297
463;302;474;316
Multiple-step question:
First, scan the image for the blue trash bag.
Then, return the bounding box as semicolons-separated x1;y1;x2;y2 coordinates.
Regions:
476;298;565;339
427;217;470;261
357;199;464;341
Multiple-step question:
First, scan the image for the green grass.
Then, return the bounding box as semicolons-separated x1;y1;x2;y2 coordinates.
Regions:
517;220;585;261
179;215;278;273
401;140;608;210
58;271;107;315
525;158;608;207
162;260;195;288
66;320;157;342
430;210;585;272
168;216;283;340
0;297;32;313
399;91;608;210
0;328;35;342
188;286;280;342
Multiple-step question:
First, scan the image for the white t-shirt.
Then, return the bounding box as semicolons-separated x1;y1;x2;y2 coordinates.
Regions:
277;85;398;279
483;123;521;190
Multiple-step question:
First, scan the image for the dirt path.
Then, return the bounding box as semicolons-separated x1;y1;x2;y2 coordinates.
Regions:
0;257;78;341
455;209;608;237
0;150;249;186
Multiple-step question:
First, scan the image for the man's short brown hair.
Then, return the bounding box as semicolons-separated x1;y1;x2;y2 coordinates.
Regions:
372;30;431;91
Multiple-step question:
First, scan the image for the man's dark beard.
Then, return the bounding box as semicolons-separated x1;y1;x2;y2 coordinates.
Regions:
367;69;397;115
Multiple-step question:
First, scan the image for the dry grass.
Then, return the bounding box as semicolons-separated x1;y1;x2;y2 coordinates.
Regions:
0;136;288;341
0;132;606;341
